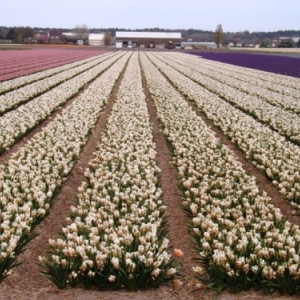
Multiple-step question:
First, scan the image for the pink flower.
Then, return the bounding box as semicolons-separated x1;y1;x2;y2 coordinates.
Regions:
174;248;184;258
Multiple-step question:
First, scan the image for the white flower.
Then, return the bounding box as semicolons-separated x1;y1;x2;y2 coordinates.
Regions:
108;275;116;282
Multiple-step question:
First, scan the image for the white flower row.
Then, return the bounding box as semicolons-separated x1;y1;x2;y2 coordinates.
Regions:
0;52;117;115
153;52;300;143
43;52;175;287
145;52;300;210
0;52;130;280
140;52;300;289
171;53;300;100
0;53;112;95
0;52;125;154
168;53;300;112
185;52;300;93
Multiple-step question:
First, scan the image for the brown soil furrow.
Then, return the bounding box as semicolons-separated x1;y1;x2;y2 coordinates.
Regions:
139;52;210;300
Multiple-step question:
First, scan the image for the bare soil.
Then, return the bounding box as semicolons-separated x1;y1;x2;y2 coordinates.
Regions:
0;51;299;300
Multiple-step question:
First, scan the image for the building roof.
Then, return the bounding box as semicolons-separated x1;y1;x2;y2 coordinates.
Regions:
116;31;181;39
89;33;104;40
182;42;216;45
62;32;89;40
279;37;300;42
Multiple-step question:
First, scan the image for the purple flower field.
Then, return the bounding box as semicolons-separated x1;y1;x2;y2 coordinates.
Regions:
189;51;300;78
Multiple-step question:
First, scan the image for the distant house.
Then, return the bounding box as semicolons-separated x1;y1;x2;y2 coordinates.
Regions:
233;39;260;48
115;31;182;49
181;41;217;50
88;33;105;46
272;36;300;48
35;30;48;43
48;29;63;43
62;32;89;45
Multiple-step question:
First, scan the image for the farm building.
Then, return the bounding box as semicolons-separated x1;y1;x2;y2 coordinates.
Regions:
115;31;181;49
62;32;105;45
181;41;217;50
48;29;63;44
62;32;89;45
88;33;105;46
271;36;300;48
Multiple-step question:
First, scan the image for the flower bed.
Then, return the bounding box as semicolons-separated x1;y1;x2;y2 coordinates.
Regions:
0;52;130;282
1;50;300;297
0;53;111;95
168;53;300;110
0;49;104;82
0;52;116;114
183;54;300;100
188;51;300;78
152;52;300;143
140;51;300;295
0;52;124;153
39;52;179;291
145;52;300;211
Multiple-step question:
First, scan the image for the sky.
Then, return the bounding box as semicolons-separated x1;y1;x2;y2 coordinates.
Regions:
1;0;299;32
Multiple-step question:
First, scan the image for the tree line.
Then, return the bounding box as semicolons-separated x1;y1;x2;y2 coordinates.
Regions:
0;25;300;46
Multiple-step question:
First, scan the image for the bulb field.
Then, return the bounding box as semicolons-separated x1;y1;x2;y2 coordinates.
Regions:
0;49;300;299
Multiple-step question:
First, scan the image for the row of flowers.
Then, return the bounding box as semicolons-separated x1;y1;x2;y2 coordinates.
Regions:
0;49;102;82
182;53;300;101
140;52;300;295
0;51;131;282
174;53;300;113
0;53;112;95
39;52;180;291
0;52;116;115
145;52;300;211
0;55;81;75
154;52;300;144
189;51;300;80
0;52;125;154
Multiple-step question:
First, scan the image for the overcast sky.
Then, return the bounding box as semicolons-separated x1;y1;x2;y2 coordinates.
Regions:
1;0;299;32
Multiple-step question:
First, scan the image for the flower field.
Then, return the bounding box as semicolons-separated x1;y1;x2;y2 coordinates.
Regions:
0;50;300;299
189;51;300;78
0;49;105;82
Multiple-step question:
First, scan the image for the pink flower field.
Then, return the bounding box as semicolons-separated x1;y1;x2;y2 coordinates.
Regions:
0;48;107;81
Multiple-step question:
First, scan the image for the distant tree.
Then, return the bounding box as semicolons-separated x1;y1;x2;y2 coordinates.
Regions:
19;26;35;43
5;27;34;43
104;30;112;46
73;24;89;38
214;24;223;49
6;28;18;40
20;27;34;39
260;39;270;48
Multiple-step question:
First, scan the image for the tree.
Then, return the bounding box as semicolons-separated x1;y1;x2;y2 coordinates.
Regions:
5;28;18;40
19;26;35;43
72;24;89;44
214;24;223;49
260;39;270;48
104;30;112;46
73;24;89;38
5;27;34;43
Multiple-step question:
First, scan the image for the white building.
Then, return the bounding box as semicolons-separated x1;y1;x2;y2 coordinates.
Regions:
89;33;105;46
115;31;182;49
181;41;217;50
